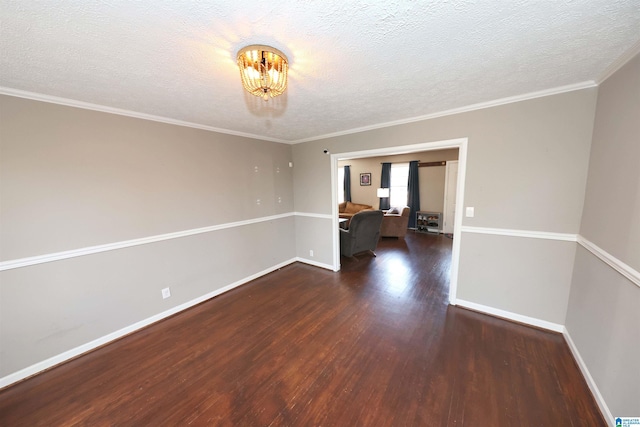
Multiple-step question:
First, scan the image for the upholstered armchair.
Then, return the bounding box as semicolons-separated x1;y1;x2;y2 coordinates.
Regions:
380;206;411;238
340;210;384;257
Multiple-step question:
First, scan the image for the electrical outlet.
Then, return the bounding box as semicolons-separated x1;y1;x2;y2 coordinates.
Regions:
309;250;314;257
466;207;475;217
161;287;171;299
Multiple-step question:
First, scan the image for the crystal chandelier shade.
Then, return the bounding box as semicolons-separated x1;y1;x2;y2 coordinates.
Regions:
237;45;288;101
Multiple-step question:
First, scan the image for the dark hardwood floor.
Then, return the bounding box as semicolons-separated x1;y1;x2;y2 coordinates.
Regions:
0;232;606;426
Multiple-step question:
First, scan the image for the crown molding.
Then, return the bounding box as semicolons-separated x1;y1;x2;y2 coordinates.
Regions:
291;81;597;144
0;87;290;144
596;39;640;84
1;79;599;145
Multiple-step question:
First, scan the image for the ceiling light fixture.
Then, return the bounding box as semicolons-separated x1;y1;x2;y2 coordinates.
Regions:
237;45;288;101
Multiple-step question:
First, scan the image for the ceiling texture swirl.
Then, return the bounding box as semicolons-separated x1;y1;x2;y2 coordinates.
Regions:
1;1;639;143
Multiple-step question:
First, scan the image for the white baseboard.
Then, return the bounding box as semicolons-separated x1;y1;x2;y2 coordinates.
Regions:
1;255;614;427
455;299;613;424
295;257;336;271
0;258;298;389
455;299;564;332
563;327;614;425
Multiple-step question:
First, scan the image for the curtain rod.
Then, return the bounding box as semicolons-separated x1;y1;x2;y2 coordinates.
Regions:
379;160;421;164
378;161;447;167
418;161;447;167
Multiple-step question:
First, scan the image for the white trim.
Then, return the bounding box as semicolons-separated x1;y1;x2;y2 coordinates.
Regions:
295;257;336;272
330;154;342;271
577;236;640;288
456;299;564;333
0;87;290;144
0;258;298;389
292;82;597;144
2;80;600;146
442;160;458;235
0;213;296;271
293;212;333;219
0;81;597;146
597;39;640;84
461;226;578;242
449;142;467;305
292;211;338;270
338;138;467;160
563;327;614;426
456;227;638;286
454;298;614;423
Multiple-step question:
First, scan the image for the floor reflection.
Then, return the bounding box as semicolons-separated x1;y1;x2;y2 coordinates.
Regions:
381;257;411;297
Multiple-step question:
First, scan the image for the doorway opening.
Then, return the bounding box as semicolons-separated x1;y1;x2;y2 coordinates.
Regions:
330;138;468;305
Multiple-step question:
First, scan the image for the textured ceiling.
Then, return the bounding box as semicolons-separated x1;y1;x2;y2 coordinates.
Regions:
1;1;639;143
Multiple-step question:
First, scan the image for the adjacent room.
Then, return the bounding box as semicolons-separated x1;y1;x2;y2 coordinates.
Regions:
1;2;638;425
337;149;459;232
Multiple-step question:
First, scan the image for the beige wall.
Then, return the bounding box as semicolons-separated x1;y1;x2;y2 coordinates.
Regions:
338;149;459;212
295;89;596;232
0;96;296;376
566;53;640;417
294;88;597;315
578;55;640;270
458;233;576;324
0;97;294;260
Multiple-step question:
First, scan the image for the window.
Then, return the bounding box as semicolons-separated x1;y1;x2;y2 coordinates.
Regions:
338;166;345;202
390;163;409;207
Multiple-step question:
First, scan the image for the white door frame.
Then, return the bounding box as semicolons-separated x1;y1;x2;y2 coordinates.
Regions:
330;137;468;305
443;160;459;235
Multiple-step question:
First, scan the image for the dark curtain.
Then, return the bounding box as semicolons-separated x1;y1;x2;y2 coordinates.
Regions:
343;165;352;202
407;160;420;228
379;162;391;210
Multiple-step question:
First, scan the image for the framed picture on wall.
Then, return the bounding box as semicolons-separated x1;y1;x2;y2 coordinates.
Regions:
360;173;371;186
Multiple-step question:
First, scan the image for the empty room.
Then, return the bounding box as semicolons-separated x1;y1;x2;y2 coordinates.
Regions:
1;2;639;425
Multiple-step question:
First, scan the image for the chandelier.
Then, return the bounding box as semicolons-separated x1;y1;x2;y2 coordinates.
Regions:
237;45;288;101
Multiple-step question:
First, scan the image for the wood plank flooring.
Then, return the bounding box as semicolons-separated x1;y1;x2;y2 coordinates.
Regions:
0;232;606;426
